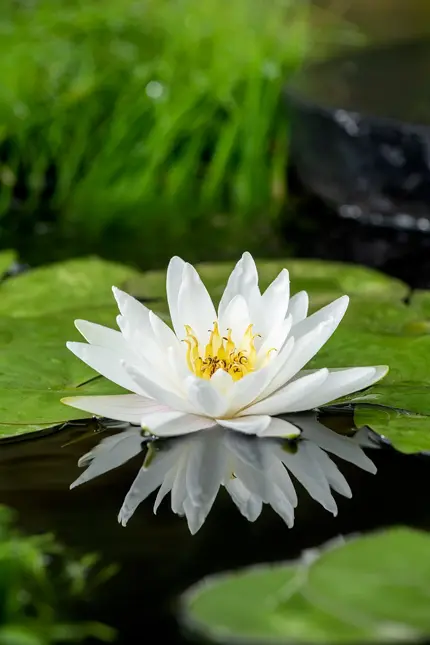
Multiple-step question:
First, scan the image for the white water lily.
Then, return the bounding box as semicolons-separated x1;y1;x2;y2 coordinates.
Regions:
63;253;388;438
70;415;377;534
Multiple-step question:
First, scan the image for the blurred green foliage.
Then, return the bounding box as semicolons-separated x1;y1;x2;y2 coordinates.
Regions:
0;0;312;266
0;505;116;645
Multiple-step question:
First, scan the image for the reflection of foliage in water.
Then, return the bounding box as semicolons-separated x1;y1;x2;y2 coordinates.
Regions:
0;505;116;644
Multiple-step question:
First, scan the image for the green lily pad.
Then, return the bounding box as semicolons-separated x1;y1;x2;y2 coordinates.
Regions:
182;564;376;644
128;259;408;308
182;528;430;644
306;528;430;633
0;256;149;318
0;312;126;438
0;250;17;276
0;379;125;439
0;256;164;438
354;404;430;454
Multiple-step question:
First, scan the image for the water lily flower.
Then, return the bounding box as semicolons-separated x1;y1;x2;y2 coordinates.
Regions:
70;415;377;534
63;253;387;438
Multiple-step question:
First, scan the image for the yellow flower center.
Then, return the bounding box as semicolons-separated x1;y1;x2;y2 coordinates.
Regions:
184;322;258;381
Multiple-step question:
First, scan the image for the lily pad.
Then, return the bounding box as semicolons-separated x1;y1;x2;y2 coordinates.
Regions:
182;528;430;644
0;256;150;318
0;250;17;277
0;313;126;438
0;256;165;438
354;404;430;454
306;528;430;633
0;317;124;437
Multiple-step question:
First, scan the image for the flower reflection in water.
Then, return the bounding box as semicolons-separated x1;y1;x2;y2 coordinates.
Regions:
71;414;377;535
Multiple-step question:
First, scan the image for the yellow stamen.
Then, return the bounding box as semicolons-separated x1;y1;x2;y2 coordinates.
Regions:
183;321;276;381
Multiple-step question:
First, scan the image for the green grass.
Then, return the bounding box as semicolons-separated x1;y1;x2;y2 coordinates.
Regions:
0;0;323;266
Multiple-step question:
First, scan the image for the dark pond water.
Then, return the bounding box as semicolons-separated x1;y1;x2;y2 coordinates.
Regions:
1;410;430;643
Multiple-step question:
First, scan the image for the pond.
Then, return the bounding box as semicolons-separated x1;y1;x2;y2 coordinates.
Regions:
1;250;430;643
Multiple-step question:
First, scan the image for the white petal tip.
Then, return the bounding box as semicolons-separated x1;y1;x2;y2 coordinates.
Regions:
112;286;125;305
375;365;389;379
60;396;78;408
117;512;128;527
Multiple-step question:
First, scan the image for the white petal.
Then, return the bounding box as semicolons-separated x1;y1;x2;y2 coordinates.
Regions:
219;294;251;343
118;451;175;526
149;310;181;351
62;394;168;424
177;263;217;343
116;311;167;379
217;415;271;435
259;321;337;398
299;418;377;474
112;292;184;391
278;441;338;514
252;337;295;403
257;416;302;439
228;364;279;414
112;286;153;339
244;369;329;416
209;369;234;396
256;315;292;362
186;376;229;417
71;429;143;488
142;410;216;437
225;478;263;522
75;319;129;352
293;366;389;411
123;363;193;413
257;269;290;337
218;252;260;321
66;342;144;393
288;291;309;325
166;256;187;337
291;295;349;340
